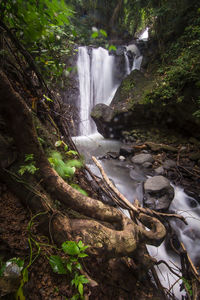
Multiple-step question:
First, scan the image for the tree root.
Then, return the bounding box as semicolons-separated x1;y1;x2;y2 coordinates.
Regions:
0;69;167;261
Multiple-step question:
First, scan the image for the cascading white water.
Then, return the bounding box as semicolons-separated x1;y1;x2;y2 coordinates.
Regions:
77;46;116;136
77;45;142;136
148;186;200;299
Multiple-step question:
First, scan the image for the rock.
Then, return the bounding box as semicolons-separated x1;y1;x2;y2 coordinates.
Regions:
119;155;126;161
154;166;165;175
163;160;176;170
131;153;154;165
115;46;126;56
91;104;115;138
129;169;146;182
144;176;174;211
0;262;21;296
143;162;152;168
107;152;119;159
119;144;134;156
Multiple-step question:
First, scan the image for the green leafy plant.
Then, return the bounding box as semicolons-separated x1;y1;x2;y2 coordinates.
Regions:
1;0;76;86
48;151;82;179
49;240;89;299
55;140;79;157
18;154;39;175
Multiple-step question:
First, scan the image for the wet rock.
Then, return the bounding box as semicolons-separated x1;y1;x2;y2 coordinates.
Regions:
119;144;134;156
143;162;152;168
107;152;119;159
144;176;174;211
129;168;146;182
163;160;176;170
131;153;154;165
154;166;165;175
91;104;115;138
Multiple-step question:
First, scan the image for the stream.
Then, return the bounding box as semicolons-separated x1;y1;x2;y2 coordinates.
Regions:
72;40;200;299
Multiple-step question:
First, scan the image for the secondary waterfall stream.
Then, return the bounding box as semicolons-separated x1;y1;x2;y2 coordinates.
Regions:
73;44;200;299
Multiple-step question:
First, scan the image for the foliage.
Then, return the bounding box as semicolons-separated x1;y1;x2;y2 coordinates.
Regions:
19;154;38;175
0;0;76;86
144;7;200;109
48;151;83;179
54;140;79;156
49;240;89;299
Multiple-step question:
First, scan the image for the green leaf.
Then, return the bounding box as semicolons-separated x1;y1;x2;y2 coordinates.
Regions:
108;45;117;52
66;262;72;273
71;294;80;300
43;94;53;102
91;31;99;39
78;282;83;297
78;253;88;258
24;154;34;162
75;262;82;270
55;140;63;147
62;241;80;256
66;150;78;156
99;29;107;37
49;255;67;274
64;144;68;151
65;159;83;168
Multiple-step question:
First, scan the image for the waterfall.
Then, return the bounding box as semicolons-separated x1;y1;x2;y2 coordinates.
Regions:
77;47;116;136
77;45;142;136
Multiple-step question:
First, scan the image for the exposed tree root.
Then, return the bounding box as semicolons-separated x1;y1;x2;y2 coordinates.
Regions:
0;69;167;262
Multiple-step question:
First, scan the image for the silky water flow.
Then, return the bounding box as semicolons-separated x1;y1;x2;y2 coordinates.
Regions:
74;43;200;299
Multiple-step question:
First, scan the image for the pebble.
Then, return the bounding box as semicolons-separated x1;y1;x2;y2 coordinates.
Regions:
119;155;126;161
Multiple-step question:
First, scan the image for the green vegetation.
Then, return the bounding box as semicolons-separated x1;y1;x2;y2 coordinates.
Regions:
48;151;83;179
143;3;200;117
19;154;38;175
49;240;89;299
0;0;76;86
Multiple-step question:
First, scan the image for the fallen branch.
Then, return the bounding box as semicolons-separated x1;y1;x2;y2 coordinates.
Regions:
92;156;187;225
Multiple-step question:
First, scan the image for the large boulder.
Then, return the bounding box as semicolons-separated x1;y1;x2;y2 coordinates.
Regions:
143;176;174;211
90;104;115;138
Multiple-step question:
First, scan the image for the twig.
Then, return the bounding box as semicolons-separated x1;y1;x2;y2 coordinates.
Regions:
180;242;200;282
177;165;200;179
155;260;181;278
